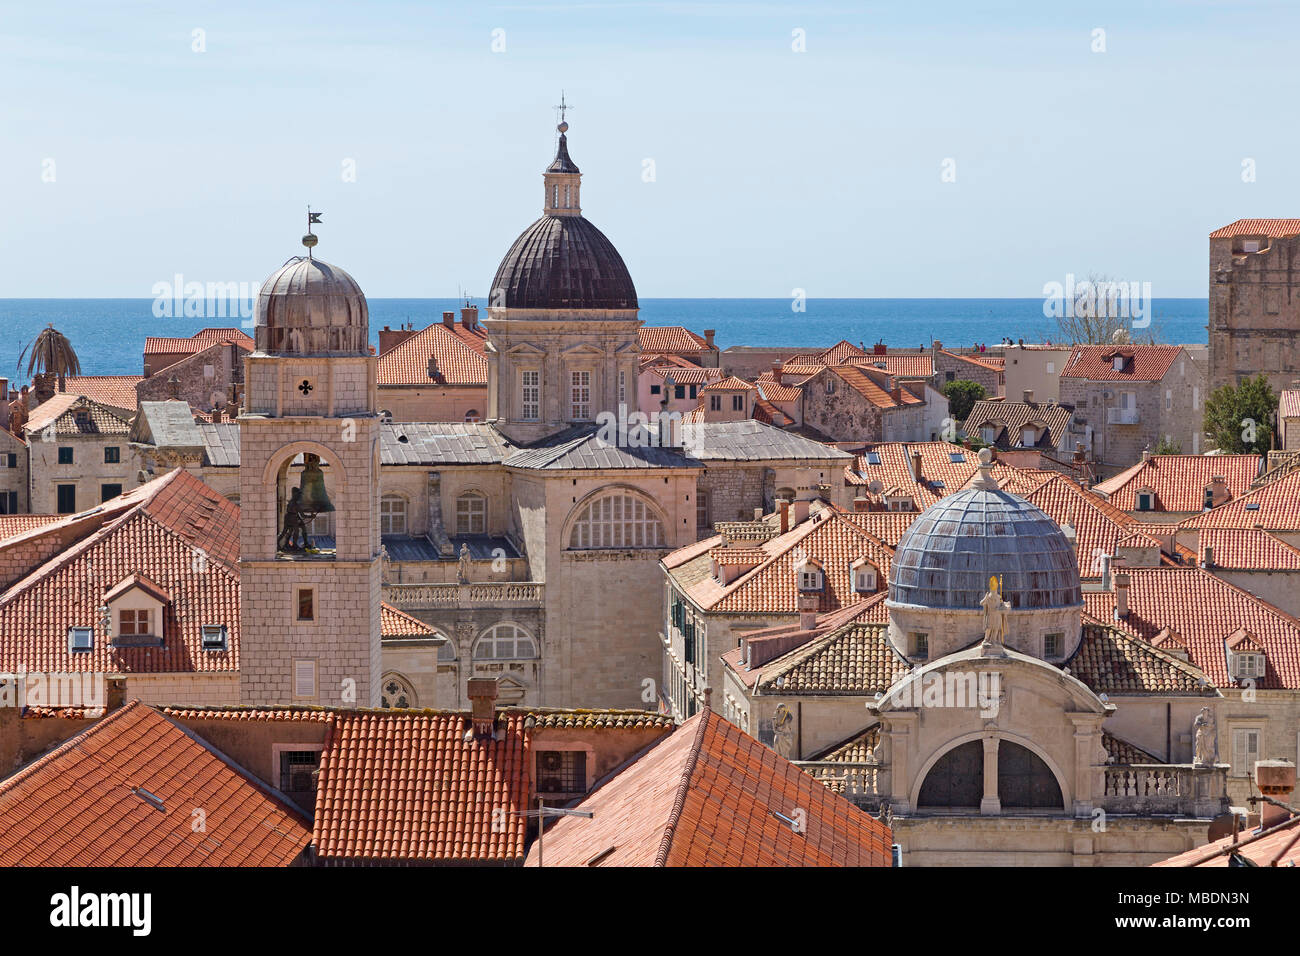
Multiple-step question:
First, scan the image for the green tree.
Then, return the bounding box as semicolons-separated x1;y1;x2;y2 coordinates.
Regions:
1152;436;1182;455
943;379;986;424
1204;374;1277;454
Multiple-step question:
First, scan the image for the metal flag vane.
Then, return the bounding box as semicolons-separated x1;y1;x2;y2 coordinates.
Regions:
303;207;322;257
554;91;571;133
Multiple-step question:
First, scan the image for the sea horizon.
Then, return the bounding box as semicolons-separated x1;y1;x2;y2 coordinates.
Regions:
0;297;1210;378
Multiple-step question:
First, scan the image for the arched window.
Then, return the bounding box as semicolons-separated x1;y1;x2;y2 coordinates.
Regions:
381;673;417;708
437;638;457;662
473;623;538;660
918;741;983;808
464;409;480;423
569;493;665;550
456;492;486;535
380;494;407;535
998;741;1063;809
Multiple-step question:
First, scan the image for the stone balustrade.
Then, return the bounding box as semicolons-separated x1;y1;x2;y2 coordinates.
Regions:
383;581;544;610
795;760;889;810
1099;763;1229;818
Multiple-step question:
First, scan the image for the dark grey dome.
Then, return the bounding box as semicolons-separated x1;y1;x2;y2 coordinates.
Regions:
888;488;1081;610
255;256;368;355
490;215;638;310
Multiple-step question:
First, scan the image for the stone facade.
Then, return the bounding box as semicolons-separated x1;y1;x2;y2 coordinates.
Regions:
0;428;27;514
137;340;246;415
1210;227;1300;393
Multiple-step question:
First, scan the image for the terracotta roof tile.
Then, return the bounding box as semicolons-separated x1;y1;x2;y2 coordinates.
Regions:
1154;813;1300;866
143;327;254;355
756;621;907;695
1084;567;1300;689
380;602;441;639
0;701;311;866
1209;219;1300;239
0;516;61;541
1102;731;1162;764
1282;390;1300;421
1180;468;1300;530
817;340;869;365
963;398;1073;449
828;366;922;409
754;374;804;403
843;353;934;378
1095;455;1261;513
1066;623;1210;695
701;375;755;392
1197;528;1300;570
61;376;143;411
939;349;1003;373
1060;344;1183;382
524;710;893;867
638;326;709;354
376;321;488;386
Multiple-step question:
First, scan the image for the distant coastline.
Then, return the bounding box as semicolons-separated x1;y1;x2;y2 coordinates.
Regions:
0;297;1209;377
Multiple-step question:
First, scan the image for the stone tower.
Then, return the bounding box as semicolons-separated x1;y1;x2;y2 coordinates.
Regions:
484;118;642;443
238;235;382;707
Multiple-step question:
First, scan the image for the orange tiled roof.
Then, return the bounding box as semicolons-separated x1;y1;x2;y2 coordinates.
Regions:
0;701;311;866
1180;468;1300;530
376;321;488;387
638;326;709;354
1061;344;1182;382
1154;813;1300;867
143;327;254;355
756;621;907;695
1102;731;1162;764
0;470;241;674
754;373;803;404
1066;623;1210;695
523;709;893;867
828;366;922;410
380;602;441;639
646;365;716;385
844;353;935;378
845;441;980;507
817;340;869;365
701;375;755;392
62;376;143;411
1019;474;1145;578
1095;455;1261;513
313;710;530;863
1282;390;1300;421
1209;219;1300;239
939;349;1003;373
722;598;888;689
1084;567;1300;689
1197;528;1300;570
0;516;60;541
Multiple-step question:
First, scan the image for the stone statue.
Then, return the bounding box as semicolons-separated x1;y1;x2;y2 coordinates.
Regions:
277;486;308;552
771;703;795;758
457;542;472;584
980;576;1009;653
1193;706;1217;767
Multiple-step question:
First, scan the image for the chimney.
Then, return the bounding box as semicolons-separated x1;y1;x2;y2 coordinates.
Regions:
428;355;439;380
1202;545;1215;569
798;592;819;630
461;305;478;330
853;496;870;513
211;405;223;424
378;324;418;355
1255;760;1297;829
771;358;783;386
1073;442;1085;465
792;489;813;524
910;450;923;482
1114;572;1130;619
1142;447;1151;462
778;499;790;533
442;310;455;329
1210;475;1229;507
703;329;716;348
466;678;499;740
1022;389;1034;404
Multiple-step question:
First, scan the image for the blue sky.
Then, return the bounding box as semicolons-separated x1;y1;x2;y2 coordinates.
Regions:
1;0;1297;297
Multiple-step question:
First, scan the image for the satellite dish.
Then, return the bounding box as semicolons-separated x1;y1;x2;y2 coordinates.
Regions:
868;480;884;495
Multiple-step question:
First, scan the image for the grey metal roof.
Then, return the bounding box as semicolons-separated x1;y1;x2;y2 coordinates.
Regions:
380;422;516;465
197;422;241;467
381;535;520;561
503;424;700;471
135;401;203;449
490;215;637;310
678;420;851;462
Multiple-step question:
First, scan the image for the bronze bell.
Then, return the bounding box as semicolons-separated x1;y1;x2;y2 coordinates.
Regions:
297;454;335;515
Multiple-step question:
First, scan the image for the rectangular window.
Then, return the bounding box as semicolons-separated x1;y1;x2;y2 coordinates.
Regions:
536;750;587;794
104;446;120;464
696;491;709;533
56;484;76;514
732;395;744;411
618;370;626;405
101;483;122;502
689;384;698;399
57;447;73;465
1236;653;1262;679
456;495;486;535
68;627;94;653
1045;362;1055;374
911;632;929;658
709;395;721;411
119;608;153;636
1043;632;1063;658
521;369;540;421
6;453;15;468
1231;728;1261;777
280;750;321;793
293;659;317;698
296;588;314;622
649;384;661;395
674;385;685;400
0;492;15;514
380;496;407;535
570;370;591;421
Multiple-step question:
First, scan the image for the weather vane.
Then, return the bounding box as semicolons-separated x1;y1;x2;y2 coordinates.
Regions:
303;206;322;257
555;92;571;132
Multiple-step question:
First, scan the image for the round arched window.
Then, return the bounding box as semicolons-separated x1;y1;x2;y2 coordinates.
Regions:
473;623;538;660
569;493;665;550
381;673;417;708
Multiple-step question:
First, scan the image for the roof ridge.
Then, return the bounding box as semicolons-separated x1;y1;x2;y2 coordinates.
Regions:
654;710;712;867
0;700;145;800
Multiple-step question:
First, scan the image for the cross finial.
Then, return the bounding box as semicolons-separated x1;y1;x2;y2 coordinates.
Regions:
555;92;571;132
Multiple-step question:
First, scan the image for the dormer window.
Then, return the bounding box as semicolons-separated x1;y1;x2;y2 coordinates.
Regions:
1235;652;1264;680
852;560;878;593
1112;355;1124;371
797;563;824;591
1136;489;1155;511
68;627;93;653
201;624;228;652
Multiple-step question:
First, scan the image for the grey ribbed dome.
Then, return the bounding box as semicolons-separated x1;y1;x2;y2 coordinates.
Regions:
888;488;1081;610
255;256;368;355
490;215;638;310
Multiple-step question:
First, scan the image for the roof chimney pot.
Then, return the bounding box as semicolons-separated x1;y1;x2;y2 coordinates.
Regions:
466;678;499;740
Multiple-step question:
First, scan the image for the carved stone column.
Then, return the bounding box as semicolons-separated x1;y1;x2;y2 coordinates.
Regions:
980;735;1001;815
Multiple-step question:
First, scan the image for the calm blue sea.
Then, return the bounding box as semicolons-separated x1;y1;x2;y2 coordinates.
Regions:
0;298;1209;378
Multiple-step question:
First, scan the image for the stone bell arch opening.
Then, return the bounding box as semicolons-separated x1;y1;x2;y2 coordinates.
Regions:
997;740;1064;810
275;452;337;560
917;741;983;809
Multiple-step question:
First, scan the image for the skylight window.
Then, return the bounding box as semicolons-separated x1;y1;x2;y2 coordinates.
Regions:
1245;502;1261;511
201;624;228;651
68;627;93;653
864;452;881;465
949;452;966;463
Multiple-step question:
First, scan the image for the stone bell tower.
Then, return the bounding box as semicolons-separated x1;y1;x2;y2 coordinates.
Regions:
238;224;382;707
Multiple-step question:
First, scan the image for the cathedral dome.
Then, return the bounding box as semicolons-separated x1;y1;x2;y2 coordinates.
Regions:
490;214;638;310
255;255;369;356
888;472;1081;612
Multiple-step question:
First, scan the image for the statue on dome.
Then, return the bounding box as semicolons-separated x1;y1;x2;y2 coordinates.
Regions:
980;576;1009;654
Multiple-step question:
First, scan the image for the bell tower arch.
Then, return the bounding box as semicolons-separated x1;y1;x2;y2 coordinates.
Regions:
238;230;382;707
